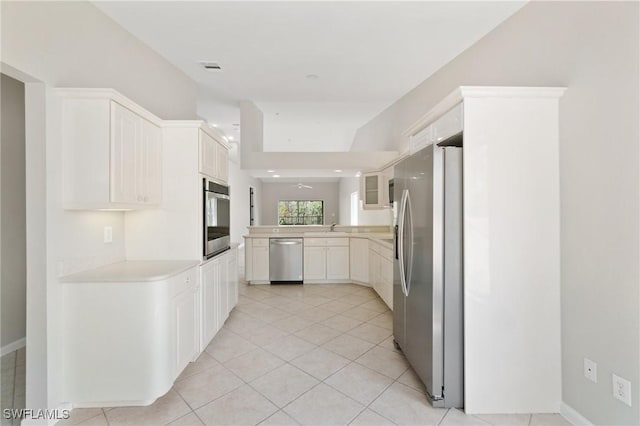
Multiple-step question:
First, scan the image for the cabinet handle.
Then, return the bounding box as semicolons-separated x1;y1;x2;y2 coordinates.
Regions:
185;276;190;284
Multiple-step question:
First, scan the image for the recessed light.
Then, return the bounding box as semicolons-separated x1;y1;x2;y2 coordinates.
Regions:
208;122;218;128
228;136;234;141
273;174;280;178
306;74;319;80
334;169;343;173
355;172;361;177
267;170;275;173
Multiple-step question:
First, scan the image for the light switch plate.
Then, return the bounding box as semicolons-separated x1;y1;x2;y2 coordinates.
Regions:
612;374;632;406
584;358;597;383
103;226;113;243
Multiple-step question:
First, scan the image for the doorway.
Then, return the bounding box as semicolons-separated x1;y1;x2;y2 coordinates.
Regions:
1;72;27;419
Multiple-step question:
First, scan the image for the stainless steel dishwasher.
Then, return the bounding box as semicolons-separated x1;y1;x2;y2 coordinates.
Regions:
269;238;303;284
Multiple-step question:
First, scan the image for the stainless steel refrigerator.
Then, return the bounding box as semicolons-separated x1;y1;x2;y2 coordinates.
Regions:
393;135;464;408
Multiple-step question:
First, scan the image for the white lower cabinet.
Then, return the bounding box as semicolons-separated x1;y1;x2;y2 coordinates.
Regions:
303;238;349;282
200;248;239;349
326;246;349;280
350;238;369;283
201;258;220;347
227;250;238;314
245;238;269;283
252;246;270;281
61;263;200;406
304;247;327;280
173;284;198;376
369;241;393;309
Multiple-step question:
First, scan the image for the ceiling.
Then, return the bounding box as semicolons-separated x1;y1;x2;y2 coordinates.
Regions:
95;1;526;151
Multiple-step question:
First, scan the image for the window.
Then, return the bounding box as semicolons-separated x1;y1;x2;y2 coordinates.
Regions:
278;200;324;225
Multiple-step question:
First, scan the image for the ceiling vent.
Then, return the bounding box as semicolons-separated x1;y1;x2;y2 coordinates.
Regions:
199;61;223;72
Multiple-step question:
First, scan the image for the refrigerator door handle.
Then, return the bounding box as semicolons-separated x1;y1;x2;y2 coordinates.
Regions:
398;189;409;297
405;190;414;295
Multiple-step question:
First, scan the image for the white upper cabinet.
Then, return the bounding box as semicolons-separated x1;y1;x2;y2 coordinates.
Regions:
199;130;217;179
409;103;463;153
199;128;229;184
361;167;392;210
58;89;163;210
110;102;162;205
141;119;163;205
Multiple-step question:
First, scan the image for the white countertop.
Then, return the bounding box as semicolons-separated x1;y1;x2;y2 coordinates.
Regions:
243;232;394;249
60;260;200;283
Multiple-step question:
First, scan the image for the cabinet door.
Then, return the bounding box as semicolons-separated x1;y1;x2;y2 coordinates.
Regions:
199;131;217;179
326;246;349;280
228;252;238;313
252;246;270;281
369;249;381;293
350;239;369;283
380;257;393;310
141;119;162;205
174;288;198;376
216;143;229;183
111;102;140;204
362;174;380;207
218;255;229;326
304;247;327;280
201;260;220;347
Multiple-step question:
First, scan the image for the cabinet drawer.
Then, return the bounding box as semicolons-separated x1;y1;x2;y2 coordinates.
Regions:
252;238;269;247
171;268;197;297
304;238;326;247
325;238;349;246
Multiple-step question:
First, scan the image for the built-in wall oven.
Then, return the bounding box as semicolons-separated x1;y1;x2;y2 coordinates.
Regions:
203;179;230;259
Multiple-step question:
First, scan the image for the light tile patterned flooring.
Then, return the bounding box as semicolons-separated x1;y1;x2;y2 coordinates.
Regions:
0;347;25;426
64;281;571;426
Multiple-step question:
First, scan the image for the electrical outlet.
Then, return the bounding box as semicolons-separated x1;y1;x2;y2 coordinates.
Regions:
612;374;632;406
103;226;113;244
584;358;597;383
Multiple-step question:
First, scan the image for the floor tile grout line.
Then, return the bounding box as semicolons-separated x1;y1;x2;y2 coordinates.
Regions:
435;407;452;425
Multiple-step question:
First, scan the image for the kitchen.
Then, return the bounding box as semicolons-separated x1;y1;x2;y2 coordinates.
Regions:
2;2;640;424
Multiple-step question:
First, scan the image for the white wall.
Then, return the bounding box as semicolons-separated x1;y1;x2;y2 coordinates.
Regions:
228;161;262;242
351;2;639;424
0;2;197;120
260;182;339;226
1;74;26;350
338;177;393;226
1;1;200;415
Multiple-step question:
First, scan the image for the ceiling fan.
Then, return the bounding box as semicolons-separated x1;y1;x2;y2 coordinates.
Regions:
293;183;313;189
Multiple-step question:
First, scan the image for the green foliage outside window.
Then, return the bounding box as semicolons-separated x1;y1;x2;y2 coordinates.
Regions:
278;200;324;225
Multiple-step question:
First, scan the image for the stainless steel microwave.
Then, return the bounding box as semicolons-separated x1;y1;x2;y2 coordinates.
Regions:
203;179;230;259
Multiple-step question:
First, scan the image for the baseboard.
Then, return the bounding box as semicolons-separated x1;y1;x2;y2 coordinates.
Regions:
560;402;593;425
1;337;26;356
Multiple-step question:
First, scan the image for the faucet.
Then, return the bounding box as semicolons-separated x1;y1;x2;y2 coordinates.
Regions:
330;223;337;232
